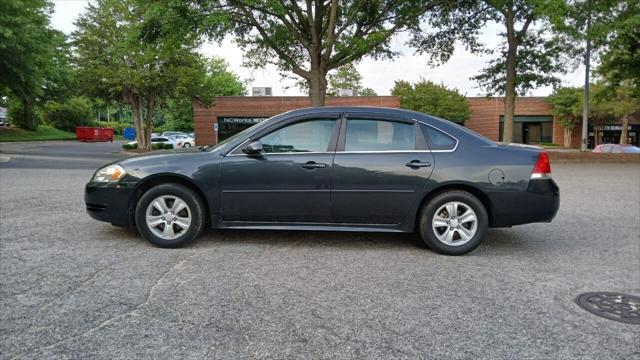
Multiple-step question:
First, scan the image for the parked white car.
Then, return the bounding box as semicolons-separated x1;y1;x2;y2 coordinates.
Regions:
168;134;195;148
127;136;178;149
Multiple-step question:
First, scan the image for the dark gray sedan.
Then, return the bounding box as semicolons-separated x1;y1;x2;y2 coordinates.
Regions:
85;107;559;255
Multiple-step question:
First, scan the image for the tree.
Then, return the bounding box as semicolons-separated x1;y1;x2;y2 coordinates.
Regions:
391;79;470;122
73;0;213;150
596;1;640;95
592;81;639;144
414;0;568;142
160;57;246;132
548;0;637;150
547;87;582;147
0;0;70;129
327;63;377;96
42;96;93;132
158;0;441;106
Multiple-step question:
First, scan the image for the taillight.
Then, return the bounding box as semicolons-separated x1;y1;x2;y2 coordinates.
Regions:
531;151;551;178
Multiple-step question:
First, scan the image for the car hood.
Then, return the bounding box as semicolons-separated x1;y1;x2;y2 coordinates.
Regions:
105;148;219;169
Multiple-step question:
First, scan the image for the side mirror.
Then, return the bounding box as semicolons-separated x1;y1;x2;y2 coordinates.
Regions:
242;140;263;155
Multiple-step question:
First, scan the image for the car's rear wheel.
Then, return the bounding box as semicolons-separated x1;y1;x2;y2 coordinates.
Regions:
419;190;488;255
135;183;205;248
183;143;191;148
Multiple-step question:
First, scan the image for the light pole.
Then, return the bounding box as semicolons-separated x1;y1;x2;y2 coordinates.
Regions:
581;0;591;151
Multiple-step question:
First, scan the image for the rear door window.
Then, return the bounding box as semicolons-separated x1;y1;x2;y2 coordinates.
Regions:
345;119;415;151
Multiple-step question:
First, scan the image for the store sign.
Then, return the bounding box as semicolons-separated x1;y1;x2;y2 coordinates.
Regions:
218;117;268;124
595;125;633;131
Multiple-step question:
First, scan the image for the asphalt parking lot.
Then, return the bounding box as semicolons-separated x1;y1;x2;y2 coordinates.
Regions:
1;142;639;359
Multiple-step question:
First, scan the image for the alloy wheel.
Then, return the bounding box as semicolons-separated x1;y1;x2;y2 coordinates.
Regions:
431;201;478;246
145;195;192;240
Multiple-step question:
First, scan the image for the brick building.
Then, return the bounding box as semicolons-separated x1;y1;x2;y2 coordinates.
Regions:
193;96;638;147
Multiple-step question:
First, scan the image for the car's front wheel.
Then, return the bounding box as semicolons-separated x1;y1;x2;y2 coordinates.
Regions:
135;183;205;248
183;143;191;148
419;190;488;255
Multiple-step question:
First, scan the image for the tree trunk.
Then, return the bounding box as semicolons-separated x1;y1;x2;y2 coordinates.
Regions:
620;115;629;144
502;10;518;143
145;95;154;150
308;64;327;107
129;93;146;150
563;127;573;148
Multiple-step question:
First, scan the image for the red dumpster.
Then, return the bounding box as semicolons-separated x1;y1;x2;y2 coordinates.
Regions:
76;127;114;142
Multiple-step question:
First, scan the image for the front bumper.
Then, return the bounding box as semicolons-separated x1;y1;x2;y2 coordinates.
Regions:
488;178;560;227
85;181;137;226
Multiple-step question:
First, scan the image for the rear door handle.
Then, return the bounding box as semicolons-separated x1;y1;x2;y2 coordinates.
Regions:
302;161;327;169
405;160;431;169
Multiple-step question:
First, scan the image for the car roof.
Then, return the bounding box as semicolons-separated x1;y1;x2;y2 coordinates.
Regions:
275;106;494;146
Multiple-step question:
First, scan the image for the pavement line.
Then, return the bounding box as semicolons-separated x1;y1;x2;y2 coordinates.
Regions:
0;156;10;163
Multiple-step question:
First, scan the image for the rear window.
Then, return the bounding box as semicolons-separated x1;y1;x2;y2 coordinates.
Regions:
421;124;457;151
345;119;415;151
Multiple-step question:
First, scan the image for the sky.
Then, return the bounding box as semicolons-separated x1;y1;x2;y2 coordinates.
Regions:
51;0;585;97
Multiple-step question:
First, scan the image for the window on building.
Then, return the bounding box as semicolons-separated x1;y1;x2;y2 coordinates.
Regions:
259;119;336;153
345;119;415;151
421;124;457;151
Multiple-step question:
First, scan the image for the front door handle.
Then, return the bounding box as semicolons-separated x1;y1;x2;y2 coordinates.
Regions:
302;161;327;169
405;160;432;169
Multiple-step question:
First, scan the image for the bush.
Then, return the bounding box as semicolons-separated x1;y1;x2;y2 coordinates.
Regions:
98;122;133;135
122;142;174;150
8;99;40;130
42;96;93;132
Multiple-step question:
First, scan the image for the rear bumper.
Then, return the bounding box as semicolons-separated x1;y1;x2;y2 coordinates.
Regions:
488;178;560;227
84;182;136;226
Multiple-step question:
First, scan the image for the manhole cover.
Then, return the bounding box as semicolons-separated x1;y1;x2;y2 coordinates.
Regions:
575;292;640;325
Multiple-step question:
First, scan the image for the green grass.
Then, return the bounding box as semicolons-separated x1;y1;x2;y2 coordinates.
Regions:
0;125;77;142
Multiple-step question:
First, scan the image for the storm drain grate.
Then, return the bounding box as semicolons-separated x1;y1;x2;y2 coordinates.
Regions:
575;292;640;325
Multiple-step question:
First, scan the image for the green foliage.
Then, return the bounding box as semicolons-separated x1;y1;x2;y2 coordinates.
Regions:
1;0;74;130
0;125;76;142
159;57;246;132
42;96;93;132
596;1;640;96
547;87;582;128
327;63;377;96
359;88;378;96
157;0;439;105
391;79;470;122
472;33;568;96
8;99;39;130
73;0;216;149
592;80;640;119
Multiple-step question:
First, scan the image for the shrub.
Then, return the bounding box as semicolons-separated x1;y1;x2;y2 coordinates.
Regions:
122;142;174;150
42;96;93;132
8;99;40;130
98;122;133;135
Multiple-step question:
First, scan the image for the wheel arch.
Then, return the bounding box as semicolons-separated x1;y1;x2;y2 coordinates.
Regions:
414;183;495;230
129;174;210;226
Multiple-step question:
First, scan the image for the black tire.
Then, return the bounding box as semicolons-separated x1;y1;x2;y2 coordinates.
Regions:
418;190;488;255
135;183;206;248
183;143;191;148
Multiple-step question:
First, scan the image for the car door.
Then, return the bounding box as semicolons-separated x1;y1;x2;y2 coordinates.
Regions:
331;116;434;224
220;117;340;223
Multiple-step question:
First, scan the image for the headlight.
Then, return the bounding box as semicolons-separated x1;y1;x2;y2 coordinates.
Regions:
92;164;126;182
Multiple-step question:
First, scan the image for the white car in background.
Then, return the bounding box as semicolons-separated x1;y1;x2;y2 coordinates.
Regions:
127;136;178;149
168;134;195;148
